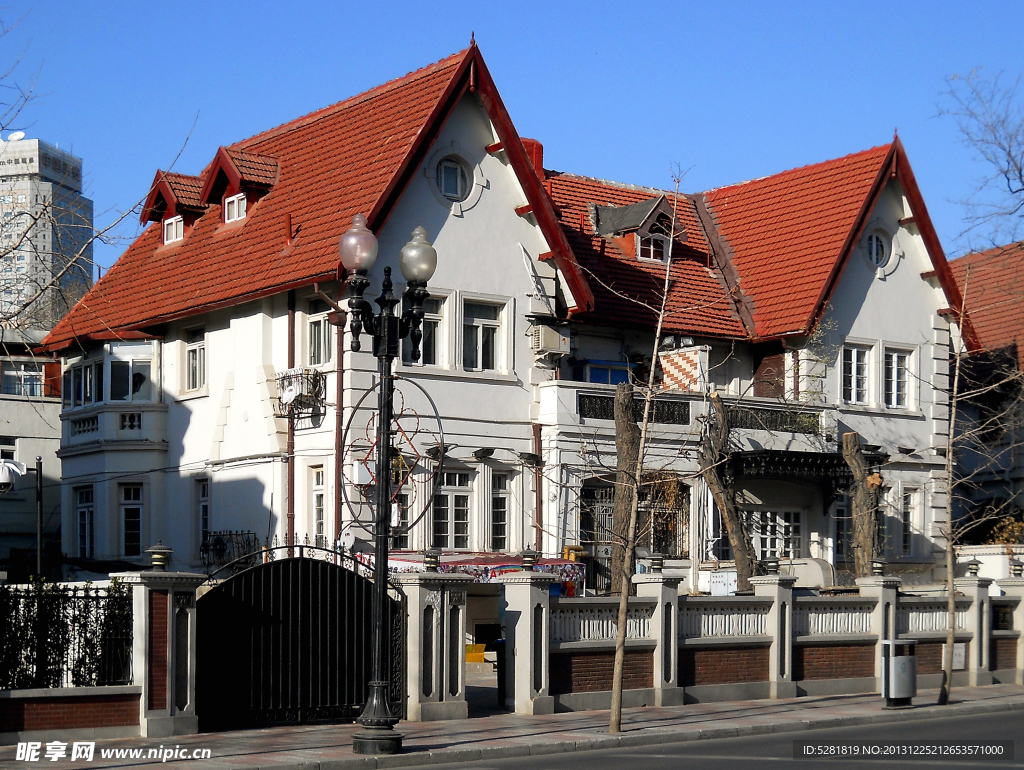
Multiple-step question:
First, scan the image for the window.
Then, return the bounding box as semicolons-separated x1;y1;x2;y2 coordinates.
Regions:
311;466;326;548
2;360;43;396
570;360;632;385
224;193;247;223
308;300;333;366
865;230;889;268
121;484;142;557
749;510;802;559
463;302;501;371
900;489;916;556
436;157;469;202
76;486;94;559
433;471;470;549
1;435;14;460
391;492;410;550
197;479;210;547
841;346;869;404
185;328;206;392
402;297;444;366
110;359;152;402
491;473;509;552
63;360;103;408
834;495;852;561
163;215;183;244
884;350;910;408
638;235;668;262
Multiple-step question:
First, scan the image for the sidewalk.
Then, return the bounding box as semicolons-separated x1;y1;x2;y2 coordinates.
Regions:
3;684;1023;770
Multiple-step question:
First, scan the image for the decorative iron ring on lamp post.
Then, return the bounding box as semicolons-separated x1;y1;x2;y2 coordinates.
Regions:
339;213;437;756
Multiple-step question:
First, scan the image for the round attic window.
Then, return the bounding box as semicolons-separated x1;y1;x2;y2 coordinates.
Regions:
865;230;890;268
436;156;470;202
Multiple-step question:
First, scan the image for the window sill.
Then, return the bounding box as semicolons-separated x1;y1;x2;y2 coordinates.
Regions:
839;404;925;420
176;387;209;402
396;366;518;384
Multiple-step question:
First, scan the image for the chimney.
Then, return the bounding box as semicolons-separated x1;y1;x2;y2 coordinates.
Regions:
520;138;544;175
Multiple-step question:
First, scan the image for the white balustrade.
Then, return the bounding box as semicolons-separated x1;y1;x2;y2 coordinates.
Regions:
793;603;874;636
550;603;654;643
896;602;969;634
679;602;770;639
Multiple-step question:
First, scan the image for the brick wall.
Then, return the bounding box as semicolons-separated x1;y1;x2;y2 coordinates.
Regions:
0;694;139;732
793;642;874;681
915;641;969;675
549;650;653;695
148;590;168;711
990;637;1019;671
680;645;769;687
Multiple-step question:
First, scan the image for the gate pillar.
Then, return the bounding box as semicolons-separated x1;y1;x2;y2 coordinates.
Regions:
499;569;557;715
114;545;205;738
398;571;474;721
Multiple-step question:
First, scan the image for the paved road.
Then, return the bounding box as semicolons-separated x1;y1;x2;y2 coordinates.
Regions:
391;710;1024;770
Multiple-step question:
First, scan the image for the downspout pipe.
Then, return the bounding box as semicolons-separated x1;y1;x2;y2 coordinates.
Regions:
533;423;543;553
287;290;296;552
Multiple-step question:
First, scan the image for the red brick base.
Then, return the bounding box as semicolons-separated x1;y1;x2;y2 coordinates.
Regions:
915;641;969;675
793;642;875;681
680;645;769;687
0;694;139;732
550;650;654;695
990;637;1019;671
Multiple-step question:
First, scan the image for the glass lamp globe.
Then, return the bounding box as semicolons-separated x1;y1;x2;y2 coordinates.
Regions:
338;214;378;272
399;226;437;283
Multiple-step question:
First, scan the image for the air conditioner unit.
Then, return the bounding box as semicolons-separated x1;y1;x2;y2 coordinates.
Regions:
530;325;570;355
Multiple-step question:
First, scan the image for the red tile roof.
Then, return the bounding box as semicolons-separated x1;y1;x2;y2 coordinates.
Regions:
703;144;893;338
949;241;1024;368
225;149;279;188
546;172;747;337
45;49;475;348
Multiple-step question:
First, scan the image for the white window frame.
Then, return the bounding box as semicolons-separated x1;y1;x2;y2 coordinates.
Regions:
461;297;507;373
884;348;912;409
197;478;210;549
311;465;326;549
491;473;509;552
841;345;871;405
185;327;206;392
437;157;469;202
637;234;669;263
163;215;184;244
391;492;410;550
2;359;43;397
432;471;471;550
900;488;917;557
747;509;802;560
224;193;247;223
120;484;143;558
402;295;445;367
307;302;333;367
833;495;852;561
76;486;94;559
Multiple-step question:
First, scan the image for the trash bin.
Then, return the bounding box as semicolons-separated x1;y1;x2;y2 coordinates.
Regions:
881;639;917;709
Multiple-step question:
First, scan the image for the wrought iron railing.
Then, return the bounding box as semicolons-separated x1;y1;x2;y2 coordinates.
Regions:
0;581;133;690
577;392;690;425
727;404;821;435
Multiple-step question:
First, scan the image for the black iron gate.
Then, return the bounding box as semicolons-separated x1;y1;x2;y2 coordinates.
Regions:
195;549;405;731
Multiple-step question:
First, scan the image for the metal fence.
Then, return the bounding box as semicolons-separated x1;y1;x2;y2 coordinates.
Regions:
0;581;133;690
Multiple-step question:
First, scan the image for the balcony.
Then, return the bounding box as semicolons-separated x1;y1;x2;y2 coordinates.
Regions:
59;401;168;454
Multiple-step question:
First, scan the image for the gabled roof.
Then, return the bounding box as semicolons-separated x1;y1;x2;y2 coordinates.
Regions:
594;195;681;239
139;171;206;223
43;45;592;352
949;241;1024;368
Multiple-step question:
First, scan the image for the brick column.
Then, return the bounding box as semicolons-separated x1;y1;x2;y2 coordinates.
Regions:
750;575;797;698
995;577;1024;685
634;572;681;705
113;567;205;738
397;571;473;721
955;576;993;686
856;576;901;689
498;570;557;715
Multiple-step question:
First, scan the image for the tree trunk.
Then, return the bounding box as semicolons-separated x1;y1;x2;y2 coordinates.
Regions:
612;381;641;596
842;432;880;577
699;392;757;591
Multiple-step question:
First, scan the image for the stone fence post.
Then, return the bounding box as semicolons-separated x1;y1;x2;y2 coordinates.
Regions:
995;575;1024;685
113;551;205;738
498;569;557;715
955;576;993;686
750;575;796;698
856;575;900;688
634;570;681;705
397;570;473;721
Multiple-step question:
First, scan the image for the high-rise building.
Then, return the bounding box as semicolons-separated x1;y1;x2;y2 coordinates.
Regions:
0;133;93;329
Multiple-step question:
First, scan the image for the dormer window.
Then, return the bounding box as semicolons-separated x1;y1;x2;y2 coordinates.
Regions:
638;235;668;262
163;216;183;245
224;193;247;223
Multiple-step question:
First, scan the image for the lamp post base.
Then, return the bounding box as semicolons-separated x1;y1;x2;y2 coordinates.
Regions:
352;726;403;755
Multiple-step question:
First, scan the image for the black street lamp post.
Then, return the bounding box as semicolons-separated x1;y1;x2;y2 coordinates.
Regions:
339;214;437;756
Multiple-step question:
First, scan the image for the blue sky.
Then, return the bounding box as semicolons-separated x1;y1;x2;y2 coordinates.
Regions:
7;1;1024;270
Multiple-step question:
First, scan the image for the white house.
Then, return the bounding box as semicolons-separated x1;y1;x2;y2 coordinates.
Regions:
41;45;971;601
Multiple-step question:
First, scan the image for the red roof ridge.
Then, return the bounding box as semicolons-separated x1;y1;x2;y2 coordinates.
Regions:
546;169;672;197
702;143;893;196
228;49;470;152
